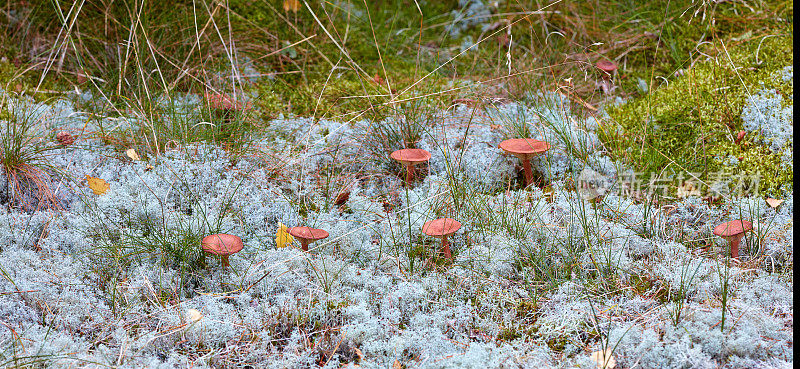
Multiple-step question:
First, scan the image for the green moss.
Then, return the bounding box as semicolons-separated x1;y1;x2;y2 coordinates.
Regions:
600;32;793;197
0;61;67;101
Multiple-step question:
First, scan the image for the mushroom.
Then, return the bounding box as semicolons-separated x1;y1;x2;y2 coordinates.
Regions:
595;60;617;95
390;148;432;186
422;218;461;260
712;220;753;259
56;131;75;146
205;91;252;123
288;226;329;252
201;233;243;268
498;138;551;187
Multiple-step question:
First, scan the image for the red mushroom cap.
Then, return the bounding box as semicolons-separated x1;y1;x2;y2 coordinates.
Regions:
422;218;462;238
201;234;244;256
596;60;618;73
713;220;753;238
499;138;550;160
288;226;330;242
390;148;432;166
205;92;253;111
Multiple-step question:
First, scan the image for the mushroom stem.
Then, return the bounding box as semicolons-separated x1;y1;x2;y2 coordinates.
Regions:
440;236;452;259
728;235;744;259
522;159;533;187
405;164;415;185
301;240;310;252
221;255;230;268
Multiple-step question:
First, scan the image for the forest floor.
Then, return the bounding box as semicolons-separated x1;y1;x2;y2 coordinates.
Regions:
0;1;793;368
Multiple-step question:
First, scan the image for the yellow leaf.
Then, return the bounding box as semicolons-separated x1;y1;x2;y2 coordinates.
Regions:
590;349;616;369
766;198;784;208
125;148;140;161
276;222;294;248
86;175;110;195
283;0;301;12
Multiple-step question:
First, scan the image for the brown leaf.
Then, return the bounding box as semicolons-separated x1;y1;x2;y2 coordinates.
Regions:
56;131;75;146
735;130;746;144
86;175;110;195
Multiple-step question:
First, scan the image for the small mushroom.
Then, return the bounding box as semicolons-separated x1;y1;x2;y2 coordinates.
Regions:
288;226;329;252
595;60;618;95
56;131;75;146
712;220;753;259
201;233;243;268
596;60;617;77
498;138;551;187
205;91;252;123
390;148;432;186
422;218;461;260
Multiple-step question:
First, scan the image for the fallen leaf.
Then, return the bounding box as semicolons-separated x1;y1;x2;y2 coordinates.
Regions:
766;198;784;208
86;175;110;195
735;130;746;144
276;222;294;248
392;359;402;369
590;349;616;369
56;131;75;146
185;308;203;323
125;148;140;161
283;0;301;12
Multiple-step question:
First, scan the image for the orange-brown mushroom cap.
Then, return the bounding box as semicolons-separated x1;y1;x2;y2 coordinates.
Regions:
201;234;244;256
422;218;462;238
596;60;618;73
713;220;753;239
390;148;432;166
205;92;253;111
288;226;330;243
498;138;551;161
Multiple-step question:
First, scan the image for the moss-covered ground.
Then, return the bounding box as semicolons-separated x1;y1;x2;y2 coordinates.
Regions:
0;1;794;365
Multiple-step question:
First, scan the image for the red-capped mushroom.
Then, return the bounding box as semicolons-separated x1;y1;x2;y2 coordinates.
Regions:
205;91;253;123
201;233;243;268
390;148;432;186
498;138;551;187
596;60;617;75
422;218;461;260
288;226;329;252
713;220;753;259
56;131;75;146
595;60;618;95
